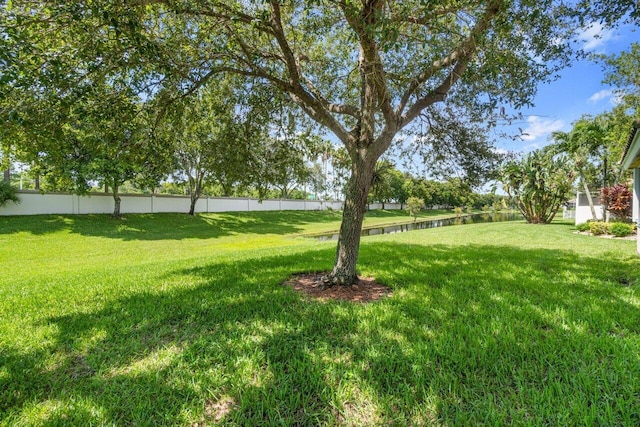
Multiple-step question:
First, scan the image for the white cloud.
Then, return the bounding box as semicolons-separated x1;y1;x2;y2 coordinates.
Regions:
578;22;615;51
588;89;614;103
519;116;565;142
588;89;625;105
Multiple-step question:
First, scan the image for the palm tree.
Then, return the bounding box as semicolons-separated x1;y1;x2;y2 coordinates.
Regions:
549;116;608;221
369;159;394;209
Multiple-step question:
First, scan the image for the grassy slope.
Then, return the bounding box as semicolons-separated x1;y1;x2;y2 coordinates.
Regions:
0;212;638;425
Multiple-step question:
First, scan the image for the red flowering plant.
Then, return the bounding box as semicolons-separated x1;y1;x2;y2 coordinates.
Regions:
600;184;632;220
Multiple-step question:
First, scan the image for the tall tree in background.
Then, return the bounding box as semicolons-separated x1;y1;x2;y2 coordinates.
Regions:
0;2;172;216
307;162;327;201
61;86;166;218
549;116;610;221
160;77;268;214
252;136;311;199
208;82;286;198
2;1;583;284
330;147;352;201
6;82;158;217
162;92;219;216
244;90;321;200
81;87;146;218
367;161;409;209
369;160;394;209
388;168;408;208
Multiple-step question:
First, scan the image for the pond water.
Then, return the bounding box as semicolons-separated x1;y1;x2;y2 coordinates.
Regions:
313;212;523;241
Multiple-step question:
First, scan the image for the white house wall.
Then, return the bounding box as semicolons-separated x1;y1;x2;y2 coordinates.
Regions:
633;169;640;225
574;192;605;225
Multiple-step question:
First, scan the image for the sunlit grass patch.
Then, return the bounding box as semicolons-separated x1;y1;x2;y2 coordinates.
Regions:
1;214;639;425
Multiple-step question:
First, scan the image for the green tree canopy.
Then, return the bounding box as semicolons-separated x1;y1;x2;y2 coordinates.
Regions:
0;0;591;284
159;76;273;214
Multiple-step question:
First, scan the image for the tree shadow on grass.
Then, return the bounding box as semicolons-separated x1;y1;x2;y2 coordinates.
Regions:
0;210;345;241
2;242;639;425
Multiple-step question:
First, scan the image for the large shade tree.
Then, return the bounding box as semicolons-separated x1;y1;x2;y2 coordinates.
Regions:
2;1;583;284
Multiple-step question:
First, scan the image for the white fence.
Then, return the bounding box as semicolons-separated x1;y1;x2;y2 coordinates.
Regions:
0;191;347;216
368;202;403;210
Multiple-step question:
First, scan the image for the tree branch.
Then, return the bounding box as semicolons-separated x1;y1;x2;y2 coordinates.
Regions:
262;1;355;146
340;0;397;144
390;7;460;25
397;1;504;121
144;0;357;147
268;0;303;87
300;74;361;119
146;0;275;35
401;59;469;128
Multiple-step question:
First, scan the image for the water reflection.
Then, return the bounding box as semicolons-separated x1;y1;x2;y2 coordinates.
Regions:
314;212;522;241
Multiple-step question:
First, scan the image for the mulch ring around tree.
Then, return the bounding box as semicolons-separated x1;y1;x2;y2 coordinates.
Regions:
283;272;393;303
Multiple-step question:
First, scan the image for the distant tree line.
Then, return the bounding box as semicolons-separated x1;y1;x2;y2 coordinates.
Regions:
359;157;507;211
7;135;507;215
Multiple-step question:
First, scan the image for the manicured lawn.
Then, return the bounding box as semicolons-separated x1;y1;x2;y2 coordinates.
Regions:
1;212;639;425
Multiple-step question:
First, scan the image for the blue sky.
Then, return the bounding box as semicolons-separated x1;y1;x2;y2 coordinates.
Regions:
495;21;639;154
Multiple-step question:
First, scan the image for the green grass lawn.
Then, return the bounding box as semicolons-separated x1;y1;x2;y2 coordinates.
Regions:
1;211;639;425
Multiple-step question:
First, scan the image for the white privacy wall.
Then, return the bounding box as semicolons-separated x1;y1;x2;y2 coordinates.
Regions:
0;191;350;216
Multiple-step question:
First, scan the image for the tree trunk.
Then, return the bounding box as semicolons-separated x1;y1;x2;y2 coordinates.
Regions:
187;172;203;216
34;174;40;190
3;168;9;183
189;193;199;216
581;180;597;221
280;185;290;199
222;182;233;197
327;154;376;286
112;183;122;218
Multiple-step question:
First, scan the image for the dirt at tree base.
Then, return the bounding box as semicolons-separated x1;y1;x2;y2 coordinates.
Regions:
284;272;392;303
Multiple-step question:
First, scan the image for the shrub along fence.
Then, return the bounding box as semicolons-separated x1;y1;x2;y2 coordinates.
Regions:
0;191;354;216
